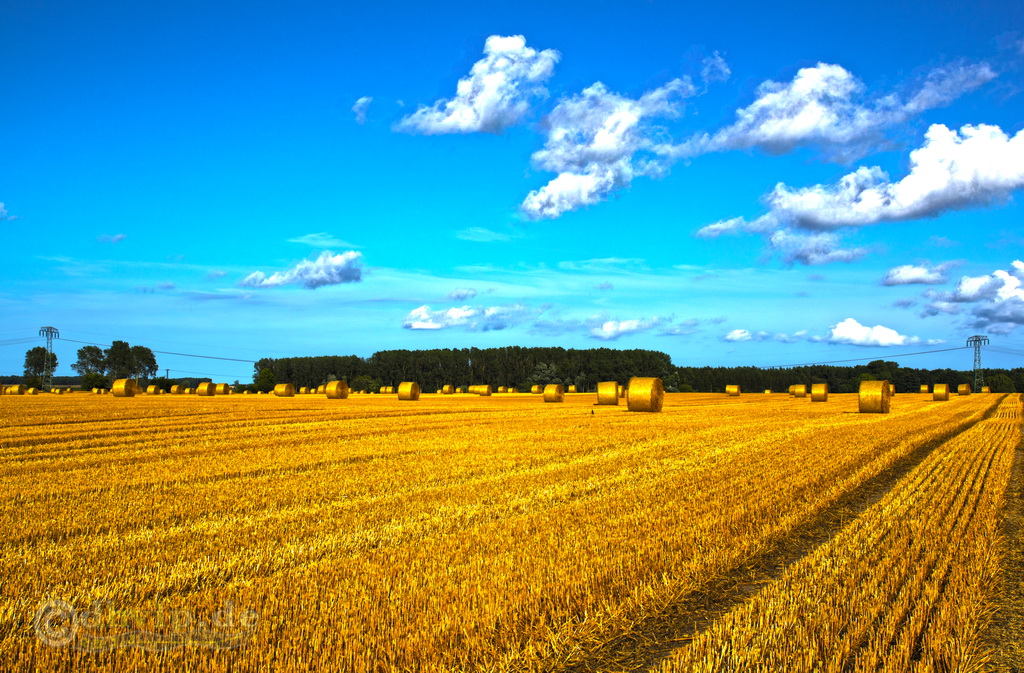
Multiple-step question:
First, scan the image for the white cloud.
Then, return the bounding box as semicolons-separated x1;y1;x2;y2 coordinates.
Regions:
696;123;1023;264
446;288;477;301
724;328;752;342
923;261;1024;332
827;317;930;347
402;303;533;331
97;233;127;244
455;227;512;242
242;250;363;289
395;35;559;135
763;124;1024;230
701;52;731;84
882;261;956;286
352;96;372;125
520;78;697;219
774;330;808;343
288;232;359;248
589;317;663;340
0;202;14;221
767;229;868;265
669;61;995;158
207;270;226;280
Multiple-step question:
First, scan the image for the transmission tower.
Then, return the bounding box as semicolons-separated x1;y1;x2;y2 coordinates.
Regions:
39;326;59;391
966;335;989;392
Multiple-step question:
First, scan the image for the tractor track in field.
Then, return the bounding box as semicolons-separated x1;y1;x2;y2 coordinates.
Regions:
553;396;1005;673
986;394;1024;672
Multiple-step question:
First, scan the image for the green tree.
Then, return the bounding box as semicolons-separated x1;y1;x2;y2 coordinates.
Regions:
72;345;107;376
24;347;57;380
130;346;158;381
986;373;1016;393
105;341;135;379
81;372;110;390
254;368;276;393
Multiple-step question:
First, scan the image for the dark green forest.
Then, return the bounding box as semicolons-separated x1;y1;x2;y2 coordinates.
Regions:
251;347;1022;394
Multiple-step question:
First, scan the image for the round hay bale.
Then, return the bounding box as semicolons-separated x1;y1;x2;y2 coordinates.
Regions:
26;387;38;395
933;383;950;401
764;389;772;394
618;385;626;398
298;386;308;395
788;385;795;395
919;384;930;394
170;385;184;394
146;385;162;395
195;382;216;396
793;385;808;398
273;383;295;397
859;380;891;413
957;383;971;396
397;382;420;401
982;386;991;393
627;377;664;413
379;386;387;393
217;383;233;395
111;379;136;397
442;385;455;395
316;385;326;394
567;385;577;393
811;383;829;402
477;385;492;396
725;385;741;396
326;381;349;399
543;384;564;403
531;385;542;394
497;386;507;393
596;381;619;405
92;388;101;394
184;388;194;395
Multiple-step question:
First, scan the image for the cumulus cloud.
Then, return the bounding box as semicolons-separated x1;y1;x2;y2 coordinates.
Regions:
827;317;936;346
759;124;1024;230
668;61;995;159
241;250;363;289
288;232;359;248
402;303;533;331
922;260;1024;332
446;288;478;301
352;96;372;124
520;78;698;219
724;329;752;342
697;123;1023;264
882;261;957;286
590;317;664;340
97;233;127;244
395;35;559;135
455;227;512;242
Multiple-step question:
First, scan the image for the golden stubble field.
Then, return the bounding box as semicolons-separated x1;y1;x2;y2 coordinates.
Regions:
0;390;1020;672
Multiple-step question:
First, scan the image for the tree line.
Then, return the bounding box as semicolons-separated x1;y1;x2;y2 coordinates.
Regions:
21;341;160;390
251;347;1022;394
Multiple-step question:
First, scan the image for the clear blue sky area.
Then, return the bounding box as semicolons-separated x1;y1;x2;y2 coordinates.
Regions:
3;0;1023;379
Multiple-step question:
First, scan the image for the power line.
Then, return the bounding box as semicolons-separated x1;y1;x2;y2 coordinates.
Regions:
57;338;255;363
769;346;971;369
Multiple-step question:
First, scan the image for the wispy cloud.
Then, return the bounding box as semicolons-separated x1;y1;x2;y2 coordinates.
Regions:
97;233;127;244
0;202;16;221
455;227;512;242
241;250;363;289
882;261;957;285
352;96;372;124
446;288;477;301
288;232;359;248
395;35;559;135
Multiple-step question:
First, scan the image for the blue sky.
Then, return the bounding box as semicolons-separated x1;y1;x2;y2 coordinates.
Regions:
3;0;1024;379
